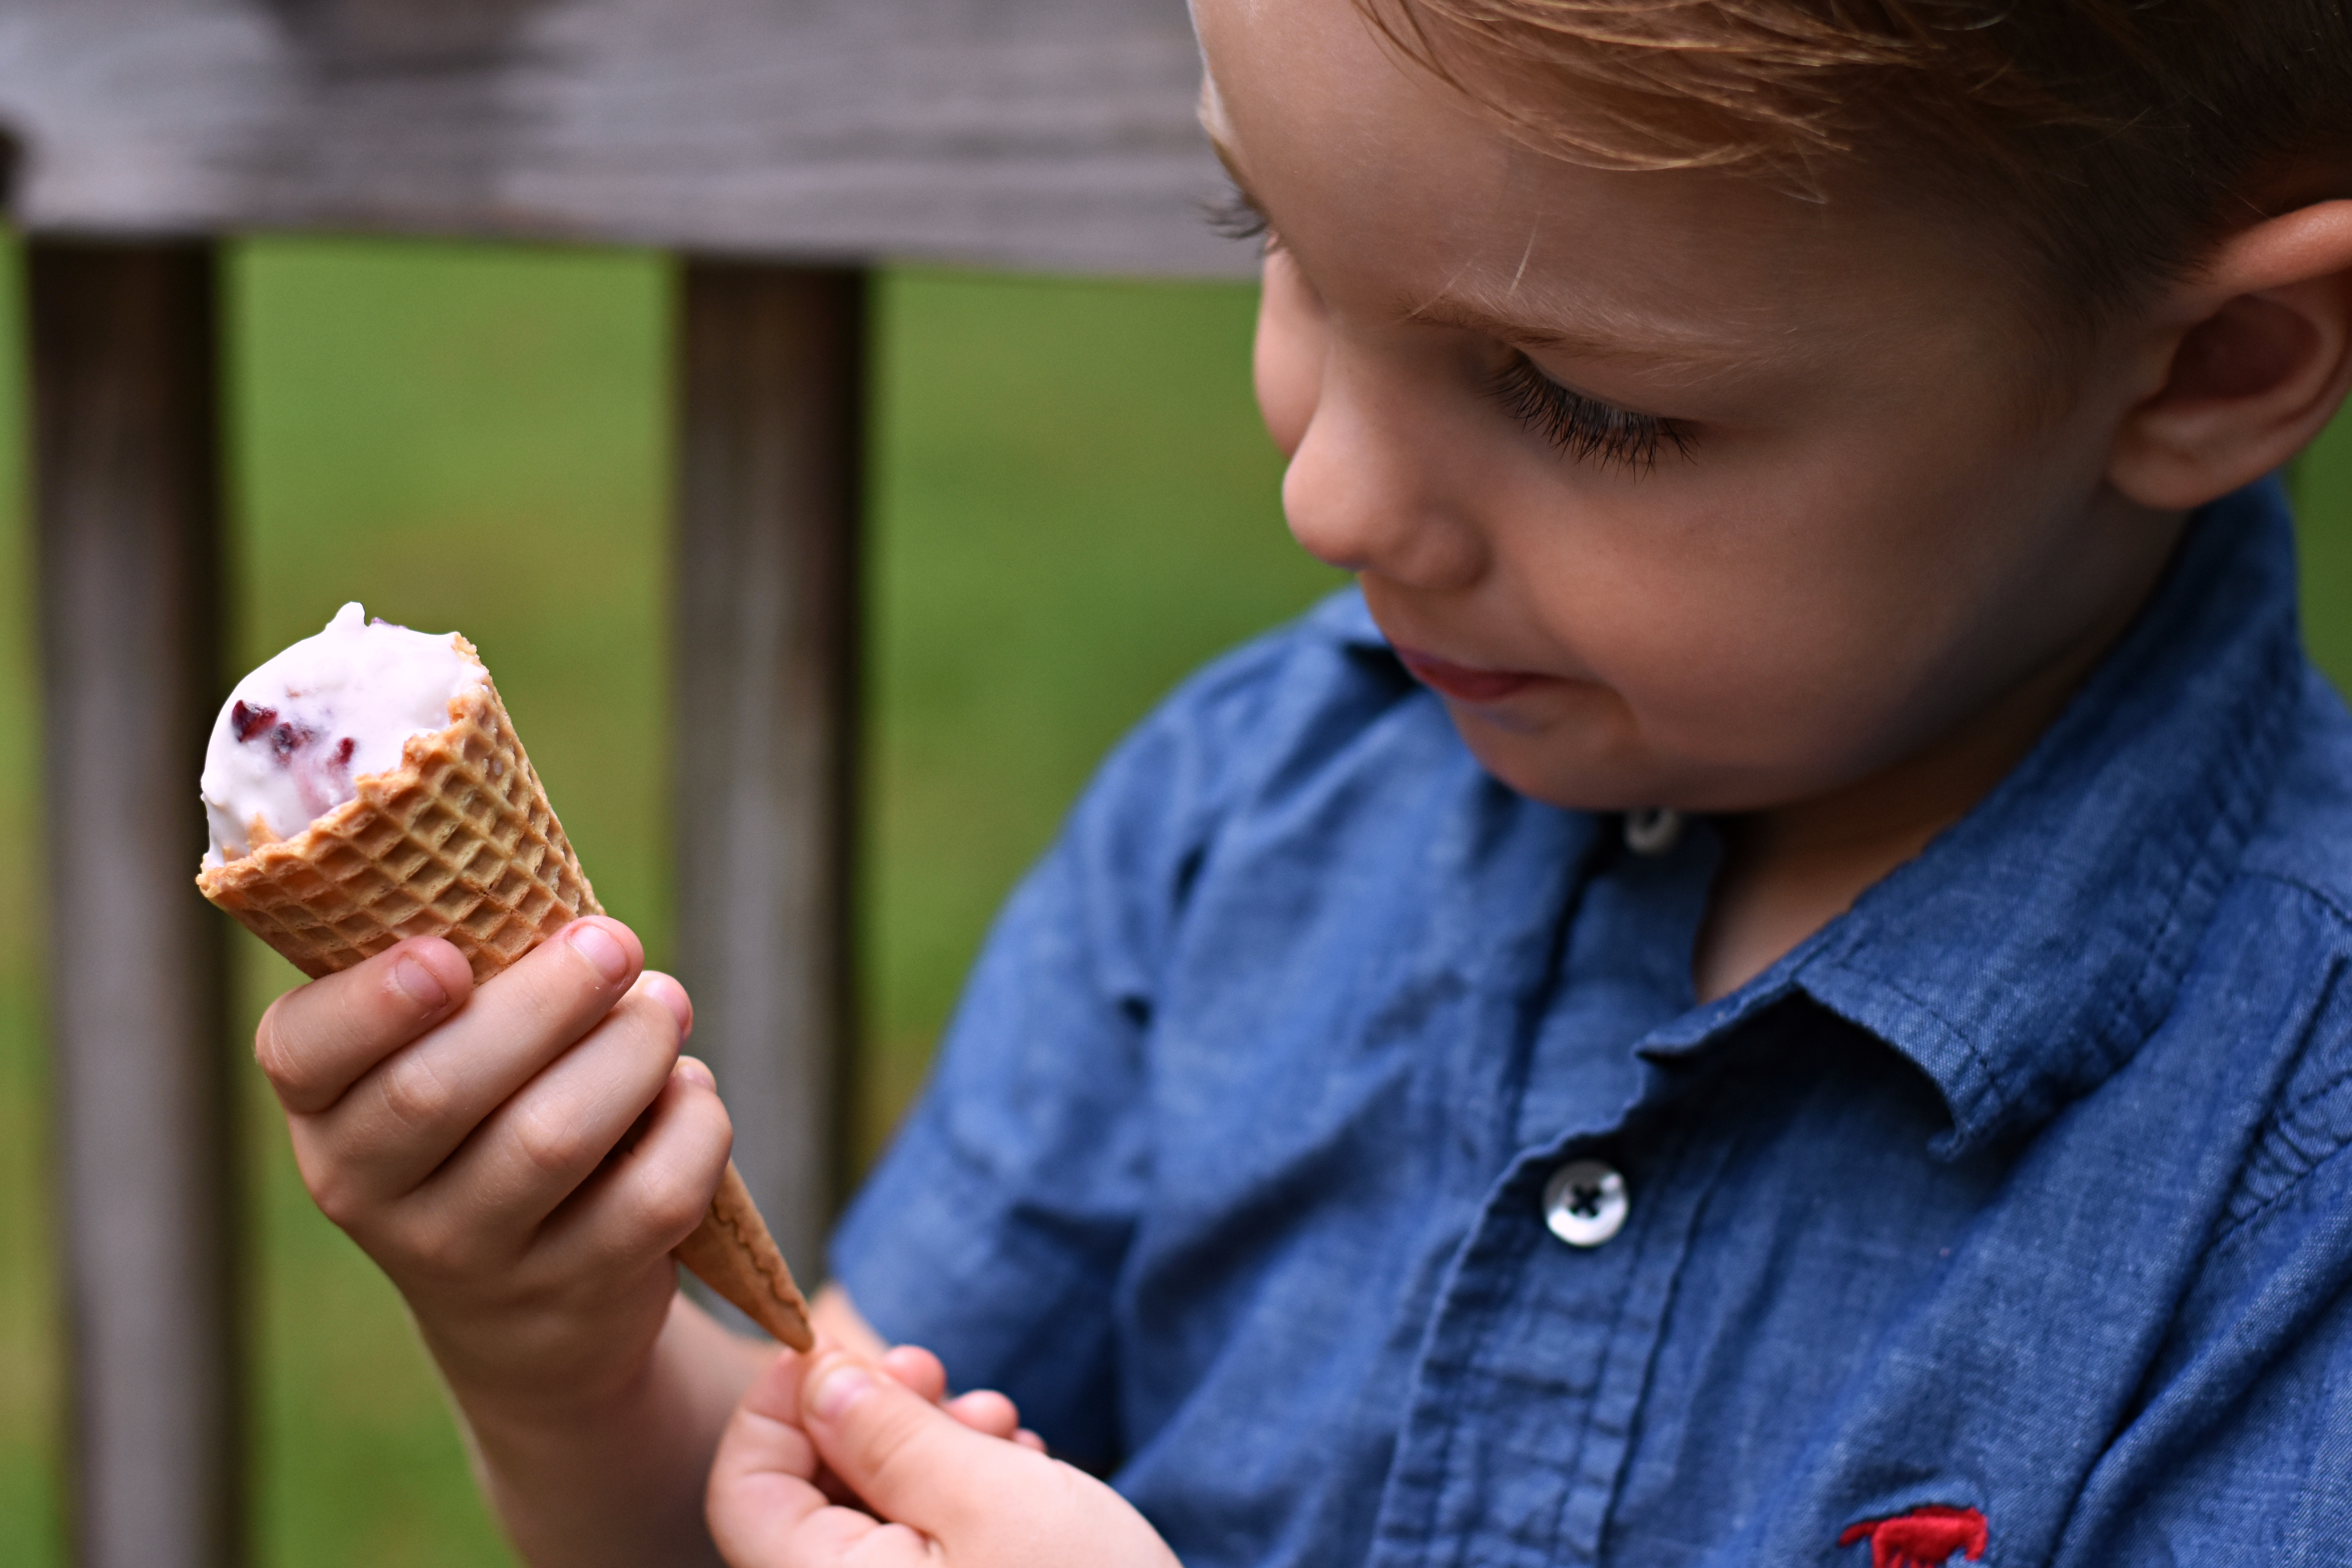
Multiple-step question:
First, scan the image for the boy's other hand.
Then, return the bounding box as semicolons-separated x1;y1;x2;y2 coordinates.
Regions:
707;1346;1178;1568
252;920;726;1417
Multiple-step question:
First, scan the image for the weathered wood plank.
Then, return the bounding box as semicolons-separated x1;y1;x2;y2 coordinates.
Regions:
30;239;242;1568
0;0;1253;276
671;261;864;1290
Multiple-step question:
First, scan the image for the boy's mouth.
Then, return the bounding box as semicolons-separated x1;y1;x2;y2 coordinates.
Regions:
1392;645;1546;704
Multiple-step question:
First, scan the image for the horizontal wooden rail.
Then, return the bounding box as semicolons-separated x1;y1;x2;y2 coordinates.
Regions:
0;0;1241;278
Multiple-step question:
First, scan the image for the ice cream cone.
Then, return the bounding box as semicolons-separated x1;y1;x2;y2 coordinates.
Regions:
197;639;596;982
671;1160;816;1351
198;637;813;1350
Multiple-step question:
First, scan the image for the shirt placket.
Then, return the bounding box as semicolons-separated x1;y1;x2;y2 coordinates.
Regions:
1369;1107;1739;1567
1371;825;1740;1567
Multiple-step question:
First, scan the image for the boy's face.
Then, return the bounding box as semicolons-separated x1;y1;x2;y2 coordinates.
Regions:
1196;0;2187;816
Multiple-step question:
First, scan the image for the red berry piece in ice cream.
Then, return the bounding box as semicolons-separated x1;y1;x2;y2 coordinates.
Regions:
230;701;277;742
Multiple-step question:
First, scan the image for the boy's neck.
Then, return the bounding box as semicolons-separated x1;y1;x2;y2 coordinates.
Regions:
1692;534;2181;1002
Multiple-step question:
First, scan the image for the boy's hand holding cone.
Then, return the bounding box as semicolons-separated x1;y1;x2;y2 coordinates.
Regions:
198;604;813;1354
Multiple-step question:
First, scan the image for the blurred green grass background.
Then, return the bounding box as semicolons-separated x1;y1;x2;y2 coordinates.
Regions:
0;236;2347;1565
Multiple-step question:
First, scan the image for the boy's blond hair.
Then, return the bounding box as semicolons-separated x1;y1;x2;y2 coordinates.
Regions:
1361;1;2352;323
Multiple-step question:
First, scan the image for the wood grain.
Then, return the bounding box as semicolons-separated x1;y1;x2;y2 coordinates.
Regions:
0;0;1256;276
31;239;243;1568
671;260;864;1289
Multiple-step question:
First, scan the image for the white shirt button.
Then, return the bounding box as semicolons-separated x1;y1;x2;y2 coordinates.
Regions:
1543;1159;1629;1247
1623;808;1683;855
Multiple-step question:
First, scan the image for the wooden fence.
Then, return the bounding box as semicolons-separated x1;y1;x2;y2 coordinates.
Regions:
0;2;1246;1562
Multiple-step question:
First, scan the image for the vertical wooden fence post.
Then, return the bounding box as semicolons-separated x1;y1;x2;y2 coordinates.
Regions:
29;241;242;1568
671;261;865;1290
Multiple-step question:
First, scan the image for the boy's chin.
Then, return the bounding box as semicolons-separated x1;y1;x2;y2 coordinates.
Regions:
1448;711;1801;819
1440;694;1667;812
1452;720;1693;816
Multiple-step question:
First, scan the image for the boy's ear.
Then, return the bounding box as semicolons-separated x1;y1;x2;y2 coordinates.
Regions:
2107;199;2352;512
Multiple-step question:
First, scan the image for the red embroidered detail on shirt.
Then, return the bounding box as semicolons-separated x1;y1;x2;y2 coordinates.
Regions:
1838;1505;1989;1568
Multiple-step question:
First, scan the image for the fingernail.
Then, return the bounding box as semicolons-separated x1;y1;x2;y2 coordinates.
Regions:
391;956;448;1011
674;1055;716;1092
566;921;630;983
645;974;694;1039
809;1359;875;1422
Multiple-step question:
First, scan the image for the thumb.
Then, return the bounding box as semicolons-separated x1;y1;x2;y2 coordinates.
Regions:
800;1350;1018;1538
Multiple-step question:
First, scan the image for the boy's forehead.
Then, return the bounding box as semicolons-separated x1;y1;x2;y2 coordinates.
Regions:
1196;0;1994;380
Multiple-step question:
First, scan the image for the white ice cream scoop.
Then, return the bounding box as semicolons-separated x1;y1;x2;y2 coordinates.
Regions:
200;602;485;864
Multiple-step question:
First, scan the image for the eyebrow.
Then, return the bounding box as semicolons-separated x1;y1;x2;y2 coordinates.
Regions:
1394;294;1740;370
1395;252;1798;376
1201;124;1768;380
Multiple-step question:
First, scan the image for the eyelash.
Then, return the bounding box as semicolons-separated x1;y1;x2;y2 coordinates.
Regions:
1205;183;1684;472
1490;355;1691;473
1204;186;1281;252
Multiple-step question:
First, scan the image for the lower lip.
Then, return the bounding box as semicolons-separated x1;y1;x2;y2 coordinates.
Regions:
1394;649;1546;704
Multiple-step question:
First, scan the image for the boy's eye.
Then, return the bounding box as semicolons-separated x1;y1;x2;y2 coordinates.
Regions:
1490;354;1691;473
1205;184;1281;253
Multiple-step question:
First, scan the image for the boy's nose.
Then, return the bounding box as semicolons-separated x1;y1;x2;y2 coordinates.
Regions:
1281;355;1489;591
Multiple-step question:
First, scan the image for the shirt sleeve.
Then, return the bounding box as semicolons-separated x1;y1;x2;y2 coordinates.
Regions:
827;617;1330;1469
2053;958;2352;1561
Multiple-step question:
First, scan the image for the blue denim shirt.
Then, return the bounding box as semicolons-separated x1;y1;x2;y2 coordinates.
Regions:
834;479;2352;1566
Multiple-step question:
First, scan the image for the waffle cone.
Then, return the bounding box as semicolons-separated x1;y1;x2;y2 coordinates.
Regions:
197;637;813;1350
671;1160;815;1350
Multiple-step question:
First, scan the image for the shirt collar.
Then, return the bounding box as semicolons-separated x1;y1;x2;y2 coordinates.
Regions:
1315;483;2308;1156
1779;480;2307;1156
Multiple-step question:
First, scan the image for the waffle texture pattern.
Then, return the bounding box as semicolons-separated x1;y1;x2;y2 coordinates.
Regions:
196;645;600;984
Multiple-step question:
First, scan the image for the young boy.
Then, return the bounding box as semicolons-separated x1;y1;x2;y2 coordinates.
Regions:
253;0;2352;1563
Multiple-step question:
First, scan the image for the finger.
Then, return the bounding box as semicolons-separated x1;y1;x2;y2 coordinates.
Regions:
943;1389;1022;1443
799;1351;1026;1541
1015;1428;1047;1454
706;1351;826;1563
307;918;646;1204
537;1051;732;1272
715;1499;929;1568
639;971;693;1040
254;937;471;1114
734;1344;819;1464
707;1354;938;1568
607;982;701;1159
417;982;685;1241
877;1345;947;1405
